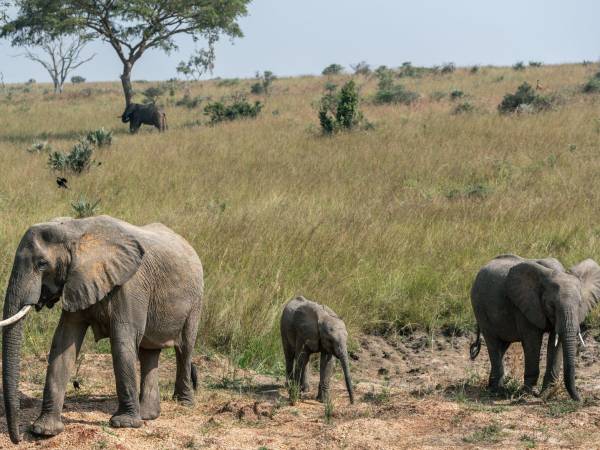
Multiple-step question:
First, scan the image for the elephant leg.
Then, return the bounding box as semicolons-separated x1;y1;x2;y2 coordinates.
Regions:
316;352;334;402
109;322;143;428
485;335;509;391
292;344;310;392
130;121;140;133
522;331;543;393
542;332;563;391
173;316;199;406
32;313;88;436
139;348;161;420
283;342;294;386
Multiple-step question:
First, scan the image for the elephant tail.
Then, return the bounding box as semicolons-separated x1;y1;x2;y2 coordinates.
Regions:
470;326;481;360
191;362;198;391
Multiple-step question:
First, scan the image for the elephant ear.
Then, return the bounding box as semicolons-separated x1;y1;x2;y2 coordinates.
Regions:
63;218;145;312
571;259;600;314
506;261;553;330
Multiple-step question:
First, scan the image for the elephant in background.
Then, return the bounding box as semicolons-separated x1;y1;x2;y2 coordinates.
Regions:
121;103;167;133
280;296;354;404
1;215;203;443
470;254;600;401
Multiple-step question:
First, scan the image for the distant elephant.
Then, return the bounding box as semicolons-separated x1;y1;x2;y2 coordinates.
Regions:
1;215;203;443
121;103;167;133
470;254;600;401
280;296;354;404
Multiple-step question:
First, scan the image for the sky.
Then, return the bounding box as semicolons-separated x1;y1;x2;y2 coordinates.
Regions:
0;0;599;83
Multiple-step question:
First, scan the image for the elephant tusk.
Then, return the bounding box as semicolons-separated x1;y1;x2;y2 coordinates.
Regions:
555;334;559;347
579;333;586;347
0;305;31;327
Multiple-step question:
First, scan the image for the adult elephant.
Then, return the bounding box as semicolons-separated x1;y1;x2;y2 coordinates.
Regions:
1;216;203;443
121;103;167;133
470;254;600;401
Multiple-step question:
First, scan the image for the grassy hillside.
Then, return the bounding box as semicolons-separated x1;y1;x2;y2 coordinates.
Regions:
1;63;600;370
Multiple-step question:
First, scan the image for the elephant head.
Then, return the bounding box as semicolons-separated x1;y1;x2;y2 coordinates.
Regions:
318;311;354;404
121;104;136;123
1;216;144;443
506;259;600;401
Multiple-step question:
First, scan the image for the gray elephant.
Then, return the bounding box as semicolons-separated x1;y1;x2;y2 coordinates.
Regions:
470;254;600;401
121;103;167;133
1;215;203;443
280;296;354;404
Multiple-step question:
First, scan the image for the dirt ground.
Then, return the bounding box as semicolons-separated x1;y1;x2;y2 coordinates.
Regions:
3;332;600;449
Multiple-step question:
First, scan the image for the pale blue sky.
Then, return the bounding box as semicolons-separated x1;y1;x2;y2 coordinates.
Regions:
1;0;599;83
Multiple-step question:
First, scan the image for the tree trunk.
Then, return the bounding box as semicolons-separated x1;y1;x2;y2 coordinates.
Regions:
120;62;134;107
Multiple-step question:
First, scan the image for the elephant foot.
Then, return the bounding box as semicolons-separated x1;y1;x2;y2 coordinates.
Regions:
110;413;142;428
31;414;64;436
172;392;195;407
316;388;329;403
140;403;161;420
523;385;540;397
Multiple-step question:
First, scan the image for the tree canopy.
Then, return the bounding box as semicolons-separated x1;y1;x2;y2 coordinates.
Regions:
1;0;251;105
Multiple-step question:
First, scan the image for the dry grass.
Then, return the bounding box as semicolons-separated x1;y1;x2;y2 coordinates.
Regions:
2;63;600;369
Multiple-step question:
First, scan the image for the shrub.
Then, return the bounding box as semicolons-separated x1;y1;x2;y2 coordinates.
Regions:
85;128;112;147
26;78;36;84
450;89;464;100
27;141;52;153
204;94;263;124
582;60;593;66
512;61;526;71
142;86;166;104
251;71;276;96
396;62;434;78
374;68;419;105
318;80;364;134
71;196;101;218
498;82;555;113
440;62;455;74
71;75;86;84
470;65;480;74
452;102;474;114
430;91;447;102
216;78;240;87
48;140;96;174
350;61;371;76
176;93;206;108
529;61;543;67
583;72;600;93
322;64;344;76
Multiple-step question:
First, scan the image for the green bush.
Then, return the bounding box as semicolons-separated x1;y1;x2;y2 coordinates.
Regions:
513;61;526;71
204;94;263;124
142;86;166;104
71;75;86;84
373;68;419;105
318;80;364;134
48;140;96;174
251;71;276;96
71;196;101;218
440;62;455;74
583;72;600;93
452;102;474;114
176;93;207;108
216;78;240;87
450;89;465;100
498;82;555;113
470;65;480;74
529;61;543;67
322;64;344;76
350;61;371;76
85;128;112;147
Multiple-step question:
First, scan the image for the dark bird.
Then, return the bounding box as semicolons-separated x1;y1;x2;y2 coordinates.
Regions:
56;177;69;189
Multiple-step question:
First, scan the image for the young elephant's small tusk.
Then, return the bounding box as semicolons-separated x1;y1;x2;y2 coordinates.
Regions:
579;333;586;347
0;305;32;327
555;334;559;347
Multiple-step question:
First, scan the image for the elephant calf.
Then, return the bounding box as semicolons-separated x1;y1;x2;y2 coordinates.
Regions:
280;296;354;404
471;254;600;401
121;103;167;133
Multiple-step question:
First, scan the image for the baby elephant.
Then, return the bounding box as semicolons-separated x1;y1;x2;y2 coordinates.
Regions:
121;103;167;133
280;296;354;404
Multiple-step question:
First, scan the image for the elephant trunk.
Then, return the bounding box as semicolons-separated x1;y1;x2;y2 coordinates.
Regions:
561;314;581;401
339;352;354;404
2;270;40;443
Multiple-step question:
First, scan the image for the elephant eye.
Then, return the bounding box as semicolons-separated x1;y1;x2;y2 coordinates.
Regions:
36;259;49;271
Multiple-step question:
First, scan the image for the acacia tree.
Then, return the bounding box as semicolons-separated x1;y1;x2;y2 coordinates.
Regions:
1;1;251;106
22;35;95;93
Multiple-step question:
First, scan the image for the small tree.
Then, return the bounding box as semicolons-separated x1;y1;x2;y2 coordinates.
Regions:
71;75;85;84
350;61;371;76
21;35;95;94
250;70;276;95
318;80;364;134
176;47;215;81
322;64;344;75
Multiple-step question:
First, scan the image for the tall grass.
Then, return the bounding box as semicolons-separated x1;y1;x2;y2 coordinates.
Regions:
2;64;600;370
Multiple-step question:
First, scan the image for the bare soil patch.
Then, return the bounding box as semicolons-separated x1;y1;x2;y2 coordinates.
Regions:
2;332;600;449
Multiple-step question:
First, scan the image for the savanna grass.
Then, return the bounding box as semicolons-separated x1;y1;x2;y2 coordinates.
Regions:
2;64;600;371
